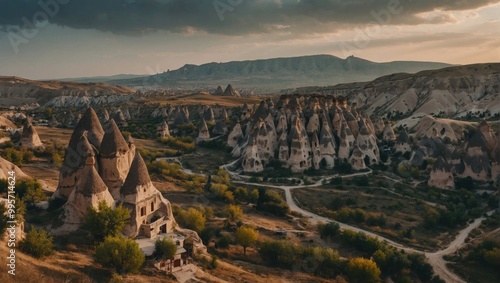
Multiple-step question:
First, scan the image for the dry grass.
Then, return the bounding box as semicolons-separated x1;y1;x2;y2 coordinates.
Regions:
141;92;262;107
0;242;104;283
0;238;181;283
34;126;74;146
133;138;167;152
20;164;60;191
292;186;452;250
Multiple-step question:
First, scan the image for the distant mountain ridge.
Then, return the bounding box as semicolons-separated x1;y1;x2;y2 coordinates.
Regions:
58;74;145;83
110;54;453;90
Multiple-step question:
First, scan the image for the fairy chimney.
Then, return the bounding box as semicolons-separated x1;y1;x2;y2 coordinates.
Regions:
428;156;454;189
62;155;115;232
20;117;43;148
119;152;176;238
99;119;136;199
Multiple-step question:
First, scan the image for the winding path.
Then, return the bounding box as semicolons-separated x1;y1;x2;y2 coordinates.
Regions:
220;161;496;283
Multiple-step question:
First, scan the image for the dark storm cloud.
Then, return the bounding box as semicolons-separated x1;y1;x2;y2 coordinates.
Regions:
0;0;498;35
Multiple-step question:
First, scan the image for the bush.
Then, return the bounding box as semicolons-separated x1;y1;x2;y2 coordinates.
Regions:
225;204;243;222
247;189;259;203
235;226;259;256
318;222;341;239
366;213;387;227
176;207;206;233
455;177;475;190
154;237;177;260
158;136;195;153
95;235;145;274
335;160;353;174
217;235;231;249
346;258;381;283
256;189;289;217
354;176;370;187
11;179;46;206
330;177;343;185
19;228;54;258
83;201;130;242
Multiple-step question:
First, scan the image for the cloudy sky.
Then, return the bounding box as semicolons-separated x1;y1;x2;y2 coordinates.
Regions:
0;0;499;80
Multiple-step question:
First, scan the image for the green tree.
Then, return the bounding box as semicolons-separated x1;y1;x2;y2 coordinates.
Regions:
154;237;177;260
226;204;243;222
234;187;248;201
15;179;45;205
248;189;259;203
51;151;63;165
83;201;130;242
484;247;500;268
22;185;46;206
235;226;259;256
178;207;206;233
19;228;54;258
95;235;145;274
346;257;381;283
372;250;388;274
317;222;341;239
213;168;230;185
423;207;440;229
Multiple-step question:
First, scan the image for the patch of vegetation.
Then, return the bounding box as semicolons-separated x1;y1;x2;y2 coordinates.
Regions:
235;226;259;256
19;228;54;258
0;179;47;207
154;237;177;260
95;235;145;274
317;222;341;239
174;206;206;233
158;136;196;153
449;237;500;283
1;146;34;166
334;159;353;174
256;188;289;217
83;201;130;242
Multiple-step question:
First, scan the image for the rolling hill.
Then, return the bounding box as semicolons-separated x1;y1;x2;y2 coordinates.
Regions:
0;76;136;107
110;54;452;90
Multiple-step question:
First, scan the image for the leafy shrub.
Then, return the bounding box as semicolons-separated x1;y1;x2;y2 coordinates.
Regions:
154;237;177;260
19;228;54;258
317;222;341;239
217;235;231;249
83;201;130;242
95;235;145;274
256;188;289;217
176;207;206;233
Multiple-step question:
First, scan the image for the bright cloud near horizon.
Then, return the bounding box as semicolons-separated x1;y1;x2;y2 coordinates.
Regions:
0;0;499;80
